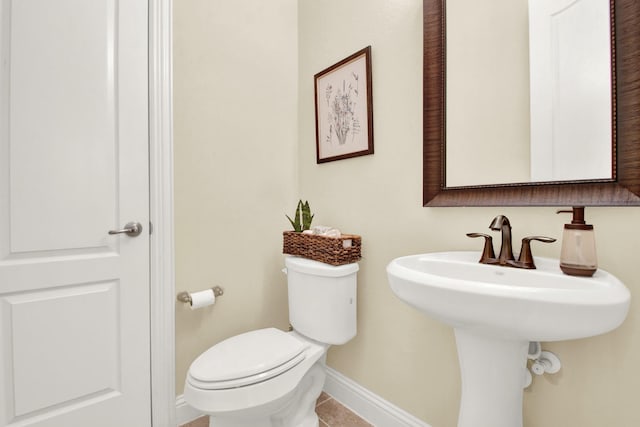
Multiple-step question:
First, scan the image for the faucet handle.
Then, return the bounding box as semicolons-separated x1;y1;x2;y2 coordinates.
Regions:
517;236;556;269
466;233;496;263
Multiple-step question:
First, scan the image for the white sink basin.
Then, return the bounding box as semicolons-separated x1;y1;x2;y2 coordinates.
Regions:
387;251;630;341
387;251;630;427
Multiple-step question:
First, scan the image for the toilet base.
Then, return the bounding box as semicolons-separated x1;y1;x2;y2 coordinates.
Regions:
208;362;326;427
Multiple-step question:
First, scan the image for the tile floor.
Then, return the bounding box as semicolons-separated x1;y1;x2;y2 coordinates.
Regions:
315;392;372;427
179;392;372;427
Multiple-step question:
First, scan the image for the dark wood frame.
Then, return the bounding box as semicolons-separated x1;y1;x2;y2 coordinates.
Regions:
315;46;374;163
423;0;640;206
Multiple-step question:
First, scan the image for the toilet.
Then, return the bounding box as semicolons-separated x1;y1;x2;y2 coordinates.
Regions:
184;256;359;427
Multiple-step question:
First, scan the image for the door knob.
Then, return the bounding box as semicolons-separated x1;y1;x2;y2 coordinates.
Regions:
108;222;143;237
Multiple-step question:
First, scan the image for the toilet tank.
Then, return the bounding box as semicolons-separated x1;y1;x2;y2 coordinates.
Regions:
285;256;358;345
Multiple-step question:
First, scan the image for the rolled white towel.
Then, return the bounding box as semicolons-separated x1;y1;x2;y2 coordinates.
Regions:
308;225;342;237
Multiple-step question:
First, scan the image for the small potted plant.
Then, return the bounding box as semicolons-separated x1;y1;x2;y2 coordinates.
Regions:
285;200;314;232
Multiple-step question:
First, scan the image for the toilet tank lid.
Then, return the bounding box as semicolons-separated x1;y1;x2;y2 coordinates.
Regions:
189;328;305;383
285;256;359;277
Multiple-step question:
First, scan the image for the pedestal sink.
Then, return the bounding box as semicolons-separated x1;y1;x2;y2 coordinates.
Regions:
387;251;630;427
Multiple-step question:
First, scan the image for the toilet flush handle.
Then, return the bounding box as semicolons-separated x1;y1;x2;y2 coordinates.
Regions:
282;268;288;275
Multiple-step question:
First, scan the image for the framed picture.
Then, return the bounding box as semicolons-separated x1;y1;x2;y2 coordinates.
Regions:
314;46;374;163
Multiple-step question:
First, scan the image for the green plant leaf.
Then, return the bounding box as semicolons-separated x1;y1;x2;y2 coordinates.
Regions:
285;214;298;231
286;200;303;232
301;200;314;230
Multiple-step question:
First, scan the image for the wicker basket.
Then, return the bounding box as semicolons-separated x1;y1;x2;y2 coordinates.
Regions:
282;231;362;266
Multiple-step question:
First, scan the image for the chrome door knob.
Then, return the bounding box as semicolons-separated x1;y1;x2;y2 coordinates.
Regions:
108;222;143;237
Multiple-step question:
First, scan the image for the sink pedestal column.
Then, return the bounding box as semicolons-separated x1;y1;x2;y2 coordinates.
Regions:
454;329;529;427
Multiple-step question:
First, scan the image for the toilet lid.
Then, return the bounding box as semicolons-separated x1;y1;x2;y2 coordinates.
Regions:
188;328;306;388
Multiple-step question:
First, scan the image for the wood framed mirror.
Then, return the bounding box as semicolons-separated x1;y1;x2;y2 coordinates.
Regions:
423;0;640;206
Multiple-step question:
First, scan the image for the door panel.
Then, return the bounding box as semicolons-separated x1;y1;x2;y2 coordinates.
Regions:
8;0;117;253
8;282;119;417
0;0;150;426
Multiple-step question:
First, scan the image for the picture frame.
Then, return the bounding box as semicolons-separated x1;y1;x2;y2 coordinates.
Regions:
314;46;374;163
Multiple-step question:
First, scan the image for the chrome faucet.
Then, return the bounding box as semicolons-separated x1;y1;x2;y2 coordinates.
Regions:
467;215;556;269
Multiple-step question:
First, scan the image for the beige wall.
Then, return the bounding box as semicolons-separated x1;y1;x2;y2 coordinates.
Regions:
173;0;298;394
175;1;640;426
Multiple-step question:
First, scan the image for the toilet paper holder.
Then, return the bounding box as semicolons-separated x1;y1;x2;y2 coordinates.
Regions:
177;286;224;304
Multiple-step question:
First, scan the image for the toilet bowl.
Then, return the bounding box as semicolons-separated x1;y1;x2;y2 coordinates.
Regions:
185;328;327;427
184;256;359;427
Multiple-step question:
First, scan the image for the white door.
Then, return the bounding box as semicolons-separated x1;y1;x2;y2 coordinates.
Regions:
0;1;151;426
528;0;612;181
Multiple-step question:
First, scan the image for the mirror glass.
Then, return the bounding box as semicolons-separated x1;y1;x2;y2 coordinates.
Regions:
445;0;613;187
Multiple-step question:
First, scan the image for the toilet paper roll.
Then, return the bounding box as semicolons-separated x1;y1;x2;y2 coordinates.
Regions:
189;289;216;310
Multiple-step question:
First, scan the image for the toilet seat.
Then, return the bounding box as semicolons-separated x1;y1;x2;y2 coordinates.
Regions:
184;331;327;416
187;328;307;390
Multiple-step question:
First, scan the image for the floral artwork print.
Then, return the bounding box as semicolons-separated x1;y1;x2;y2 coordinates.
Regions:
325;73;361;146
315;47;373;163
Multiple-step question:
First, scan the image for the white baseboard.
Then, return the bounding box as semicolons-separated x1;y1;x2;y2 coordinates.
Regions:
176;394;205;426
176;368;431;427
323;367;431;427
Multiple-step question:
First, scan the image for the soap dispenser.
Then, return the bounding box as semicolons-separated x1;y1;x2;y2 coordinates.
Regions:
556;207;597;277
